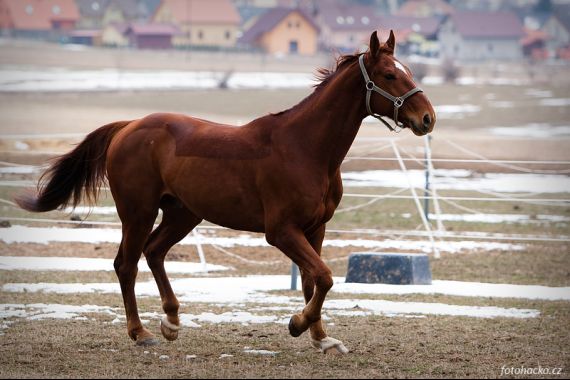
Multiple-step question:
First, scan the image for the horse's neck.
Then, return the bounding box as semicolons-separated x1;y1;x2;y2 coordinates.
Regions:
284;63;368;174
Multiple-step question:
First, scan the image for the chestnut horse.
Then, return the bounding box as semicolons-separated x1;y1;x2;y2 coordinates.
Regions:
17;31;435;354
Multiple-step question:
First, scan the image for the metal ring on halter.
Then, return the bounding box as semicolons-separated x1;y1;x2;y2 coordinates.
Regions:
394;97;404;108
366;81;375;91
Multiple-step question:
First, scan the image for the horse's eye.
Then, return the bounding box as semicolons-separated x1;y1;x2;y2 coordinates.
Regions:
384;73;396;80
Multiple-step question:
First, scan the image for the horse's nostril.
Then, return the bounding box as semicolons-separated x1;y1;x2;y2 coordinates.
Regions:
422;113;431;128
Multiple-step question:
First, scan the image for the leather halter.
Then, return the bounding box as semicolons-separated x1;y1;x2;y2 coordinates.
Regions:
358;54;423;132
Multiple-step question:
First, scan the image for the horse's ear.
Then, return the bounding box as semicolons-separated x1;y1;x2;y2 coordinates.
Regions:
369;30;380;59
384;30;395;55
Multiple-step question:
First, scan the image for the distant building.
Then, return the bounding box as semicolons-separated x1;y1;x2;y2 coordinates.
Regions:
101;22;129;46
377;15;442;56
438;11;524;61
0;0;79;38
76;0;159;28
397;0;454;18
124;23;177;49
313;2;382;52
75;0;107;28
239;7;319;55
153;0;241;48
69;29;102;45
543;4;570;57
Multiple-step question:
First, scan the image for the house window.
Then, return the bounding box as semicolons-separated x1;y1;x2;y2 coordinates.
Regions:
198;30;203;40
361;16;369;25
225;30;231;40
52;5;61;15
25;4;33;14
91;2;99;11
288;21;292;28
296;21;300;28
488;43;494;52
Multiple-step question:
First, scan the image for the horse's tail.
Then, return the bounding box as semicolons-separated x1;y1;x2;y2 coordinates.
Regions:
15;120;131;213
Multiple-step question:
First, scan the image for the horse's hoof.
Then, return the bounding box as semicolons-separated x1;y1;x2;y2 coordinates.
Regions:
311;337;349;354
160;316;180;341
136;337;160;347
288;315;304;337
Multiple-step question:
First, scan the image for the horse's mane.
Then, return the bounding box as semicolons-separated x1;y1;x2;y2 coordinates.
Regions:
314;51;363;90
271;51;363;117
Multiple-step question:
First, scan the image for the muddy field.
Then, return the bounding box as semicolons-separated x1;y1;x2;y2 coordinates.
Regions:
0;40;569;378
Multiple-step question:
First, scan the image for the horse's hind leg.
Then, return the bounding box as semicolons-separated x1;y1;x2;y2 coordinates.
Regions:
114;209;158;346
302;226;329;339
143;197;202;341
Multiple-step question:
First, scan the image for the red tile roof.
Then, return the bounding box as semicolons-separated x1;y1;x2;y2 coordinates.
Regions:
448;11;524;39
157;0;240;25
0;0;79;30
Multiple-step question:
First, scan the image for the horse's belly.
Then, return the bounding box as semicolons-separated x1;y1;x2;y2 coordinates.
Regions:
168;166;266;233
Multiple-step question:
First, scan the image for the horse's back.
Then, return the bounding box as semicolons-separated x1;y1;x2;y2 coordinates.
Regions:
106;112;271;232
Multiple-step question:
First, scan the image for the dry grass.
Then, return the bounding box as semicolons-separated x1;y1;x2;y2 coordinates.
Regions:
0;310;568;379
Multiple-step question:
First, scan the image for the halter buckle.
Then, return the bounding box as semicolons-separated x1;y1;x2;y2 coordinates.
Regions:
366;81;375;91
394;97;404;108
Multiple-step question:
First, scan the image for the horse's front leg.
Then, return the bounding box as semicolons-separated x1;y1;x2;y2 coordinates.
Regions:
302;225;349;354
267;225;348;354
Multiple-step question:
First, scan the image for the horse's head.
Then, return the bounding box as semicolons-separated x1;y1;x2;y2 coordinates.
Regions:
362;30;436;136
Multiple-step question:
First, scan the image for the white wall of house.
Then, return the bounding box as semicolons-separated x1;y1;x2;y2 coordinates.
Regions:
543;17;570;51
439;19;522;61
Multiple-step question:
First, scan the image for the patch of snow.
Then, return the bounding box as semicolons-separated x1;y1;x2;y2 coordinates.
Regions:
3;275;566;308
0;68;313;92
342;169;570;193
490;124;570;138
325;298;539;319
63;206;119;215
0;256;228;273
428;213;570;224
525;88;552;98
180;312;279;325
539;98;570;107
334;279;570;301
0;165;38;174
14;141;29;151
434;104;481;119
243;349;279;356
0;226;525;254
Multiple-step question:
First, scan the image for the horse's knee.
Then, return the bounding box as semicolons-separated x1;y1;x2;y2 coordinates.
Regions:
113;256;122;275
144;251;162;271
314;267;333;292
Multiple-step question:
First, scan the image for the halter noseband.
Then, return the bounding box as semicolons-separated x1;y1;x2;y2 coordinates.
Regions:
358;54;423;133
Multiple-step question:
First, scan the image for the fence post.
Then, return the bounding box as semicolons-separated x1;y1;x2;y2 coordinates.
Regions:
423;135;431;221
391;140;441;259
192;229;208;272
291;263;298;290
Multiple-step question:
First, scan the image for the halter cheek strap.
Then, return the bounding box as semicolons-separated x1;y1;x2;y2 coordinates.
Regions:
358;54;423;133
